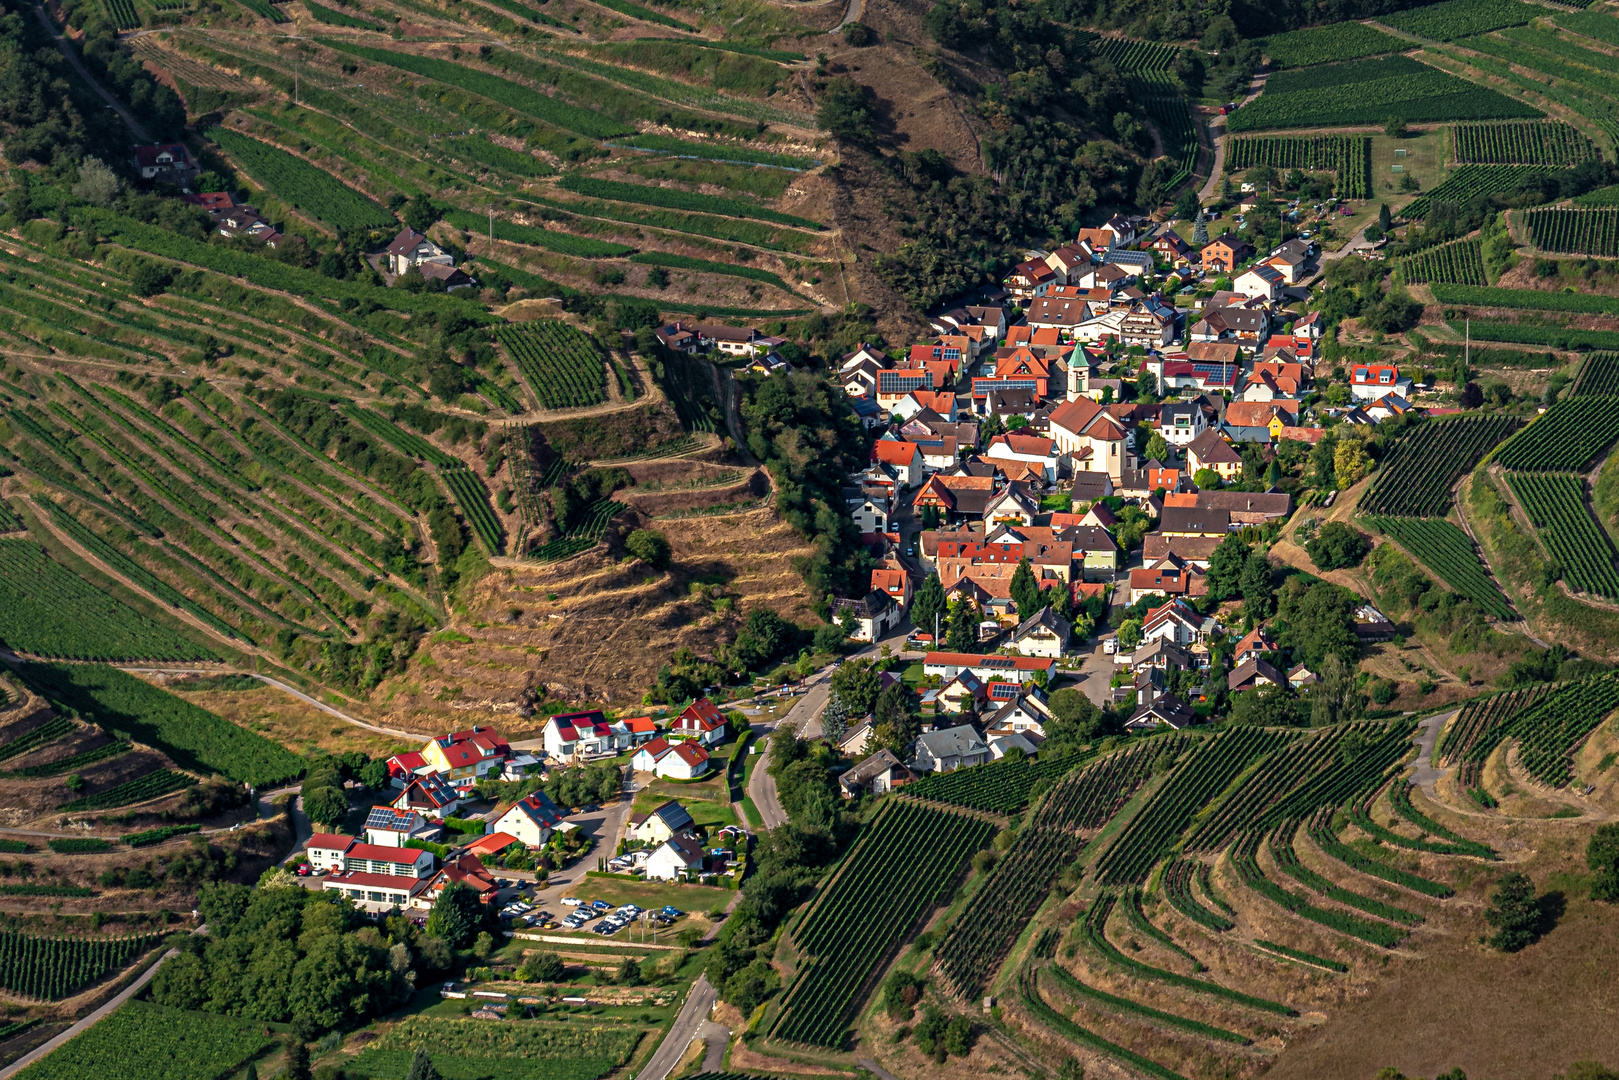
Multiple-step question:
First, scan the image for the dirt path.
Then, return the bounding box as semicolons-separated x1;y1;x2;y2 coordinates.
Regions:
1198;69;1269;202
32;4;151;143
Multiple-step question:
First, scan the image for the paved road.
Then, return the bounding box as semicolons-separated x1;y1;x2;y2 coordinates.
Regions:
1409;708;1458;798
0;948;176;1079
118;668;417;739
31;4;150;143
830;0;862;31
637;975;717;1080
697;1020;729;1071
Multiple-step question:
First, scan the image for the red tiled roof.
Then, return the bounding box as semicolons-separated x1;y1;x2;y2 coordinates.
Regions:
346;843;428;864
873;441;920;466
308;833;356;851
323;871;425;892
467;831;519;856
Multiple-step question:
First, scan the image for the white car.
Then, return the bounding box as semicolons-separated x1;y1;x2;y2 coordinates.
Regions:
560;897;582;906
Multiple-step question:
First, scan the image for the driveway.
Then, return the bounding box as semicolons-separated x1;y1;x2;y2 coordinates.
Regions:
636;975;717;1080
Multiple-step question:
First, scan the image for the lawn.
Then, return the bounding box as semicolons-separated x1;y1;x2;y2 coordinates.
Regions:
569;876;733;913
630;789;737;829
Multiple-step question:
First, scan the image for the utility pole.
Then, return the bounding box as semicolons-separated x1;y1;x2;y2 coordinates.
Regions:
489;206;494;248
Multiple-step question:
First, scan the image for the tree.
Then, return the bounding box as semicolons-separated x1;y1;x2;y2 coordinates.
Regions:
405;1050;444;1080
303;786;348;829
425;882;483;948
1384;116;1408;139
1240;552;1274;620
1136;370;1159;401
817;77;876;144
1588;824;1619;902
1310;654;1363;728
359;759;389;789
820;688;850;746
1484;871;1539;952
1009;557;1041;618
1045;687;1102;749
1306;521;1372;571
830;659;882;716
616;957;642;985
912;574;946;642
1461;381;1484;409
1192;211;1209;247
873;683;920;751
841;20;874;44
1207;532;1250;602
1193;467;1222;489
71;157;120;206
946;596;978;652
1378;203;1393;232
403;193;440;232
521;950;565;981
1144;431;1171;462
812;622;846;653
625;529;671;568
287;1042;312;1080
1116;618;1143;650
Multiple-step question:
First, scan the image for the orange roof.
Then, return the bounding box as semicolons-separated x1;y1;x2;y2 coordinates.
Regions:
911;390;956;413
468;831;519;856
1164;493;1199;507
872;568;907;593
1087;417;1126;442
873;441;920;466
1048;397;1103;436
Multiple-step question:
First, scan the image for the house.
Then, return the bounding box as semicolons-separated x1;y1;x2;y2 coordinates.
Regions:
418;263;476;291
646;835;708;881
1130;639;1195;674
1140;534;1223;568
1189;308;1270;349
833;590;901;643
628;800;696;844
1355;604;1398;642
1072;472;1115;504
1009;606;1070;658
1184;341;1243;366
982;485;1040;527
893;390;959;425
363;807;433;848
850;489;892;534
1366;393;1417;422
1225;403;1299;437
923;652;1056;684
1351;364;1413;402
418;853;500;908
909;724;991;773
871;440;925;487
1288;663;1320;689
983;690;1054;740
914;473;999;523
670;697;729;747
542;713;615;761
1262;238;1313;284
1158;402;1208;447
985;434;1059;484
393;773;461;819
1142;598;1218;647
989;731;1042;759
385;751;431;788
324;868;429;912
493;791;567;848
938;670;990;714
655;323;701;354
1238;363;1307;403
1118;304;1176;349
983;388;1043;420
1124;692;1198;731
695;324;774;357
1231;627;1278;666
1196;490;1293;526
1200;234;1254;273
422;727;511;787
634;738;713;780
614;716;660;749
1151;230;1195;268
386;228;454;276
133;143;198;186
1233;263;1284;301
1129;555;1207;603
838;719;875;757
1026;292;1099;334
306;833;359;874
1044;242;1096;283
1186;429;1243;481
1228;657;1287;692
876;370;935;412
1005;259;1058;300
211;205;282;247
1061;524;1119;581
1158;506;1231;537
840;347;890;396
839;749;915;797
872;566;913;611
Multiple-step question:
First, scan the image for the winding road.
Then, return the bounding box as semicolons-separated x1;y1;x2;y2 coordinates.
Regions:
637;975;718;1080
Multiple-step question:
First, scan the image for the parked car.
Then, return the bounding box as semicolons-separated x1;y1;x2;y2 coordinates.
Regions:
295;864;311;877
591;900;612;911
661;906;684;917
560;897;581;906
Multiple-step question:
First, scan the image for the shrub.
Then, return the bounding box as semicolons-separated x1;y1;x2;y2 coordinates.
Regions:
1306;521;1372;571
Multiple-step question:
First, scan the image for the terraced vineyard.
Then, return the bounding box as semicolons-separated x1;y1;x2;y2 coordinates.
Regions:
1399;238;1486;286
1526;208;1619;256
0;931;157;1000
932;738;1180;999
772;801;993;1047
1506;472;1619;599
1367;516;1516;619
1225;135;1371;198
1360;415;1520;516
496;321;608;410
1081;34;1180;71
1443;673;1619;789
1452;121;1597;166
1495;396;1619;470
210;129;396;231
1228;56;1538;133
1574;353;1619;396
0;541;216;661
